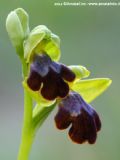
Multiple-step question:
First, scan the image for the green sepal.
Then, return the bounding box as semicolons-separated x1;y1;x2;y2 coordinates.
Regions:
24;25;61;63
68;65;90;80
22;80;56;106
6;8;29;57
71;78;112;103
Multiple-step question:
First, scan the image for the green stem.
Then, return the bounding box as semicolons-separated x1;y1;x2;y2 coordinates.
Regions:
17;61;34;160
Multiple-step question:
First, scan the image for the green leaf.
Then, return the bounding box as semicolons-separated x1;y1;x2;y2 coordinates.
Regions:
6;8;29;57
24;25;61;63
68;65;90;80
71;78;112;103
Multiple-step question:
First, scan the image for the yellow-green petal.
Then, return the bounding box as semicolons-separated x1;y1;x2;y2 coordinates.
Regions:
68;65;90;80
71;78;112;103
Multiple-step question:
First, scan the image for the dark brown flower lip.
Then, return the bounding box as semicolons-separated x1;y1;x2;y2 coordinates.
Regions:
54;91;101;144
60;64;76;82
27;53;76;101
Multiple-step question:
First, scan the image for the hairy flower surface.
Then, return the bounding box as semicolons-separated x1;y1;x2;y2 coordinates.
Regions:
55;92;101;144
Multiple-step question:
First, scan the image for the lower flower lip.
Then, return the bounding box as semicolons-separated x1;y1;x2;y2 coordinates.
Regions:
54;91;101;144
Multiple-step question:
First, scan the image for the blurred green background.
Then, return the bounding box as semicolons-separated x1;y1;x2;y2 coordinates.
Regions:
0;0;119;160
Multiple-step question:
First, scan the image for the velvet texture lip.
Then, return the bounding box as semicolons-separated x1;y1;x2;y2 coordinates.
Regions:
27;53;75;100
55;91;101;144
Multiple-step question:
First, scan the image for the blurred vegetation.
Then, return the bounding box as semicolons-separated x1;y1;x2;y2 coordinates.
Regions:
0;0;119;160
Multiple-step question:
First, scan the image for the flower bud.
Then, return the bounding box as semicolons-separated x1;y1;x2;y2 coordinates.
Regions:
6;8;29;57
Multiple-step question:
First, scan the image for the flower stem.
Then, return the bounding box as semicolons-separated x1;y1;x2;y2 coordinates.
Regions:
17;61;34;160
17;88;34;160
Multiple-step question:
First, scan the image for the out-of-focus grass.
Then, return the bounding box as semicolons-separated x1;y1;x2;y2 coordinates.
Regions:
0;0;119;160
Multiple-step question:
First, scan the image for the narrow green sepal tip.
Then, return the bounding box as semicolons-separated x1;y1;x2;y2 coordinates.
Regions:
106;78;112;86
